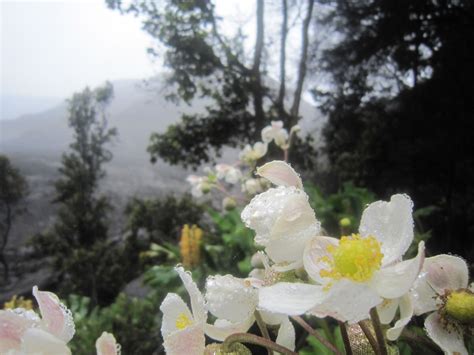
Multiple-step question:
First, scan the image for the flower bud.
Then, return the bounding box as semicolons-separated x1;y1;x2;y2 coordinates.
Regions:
339;217;351;228
222;197;237;211
445;289;474;324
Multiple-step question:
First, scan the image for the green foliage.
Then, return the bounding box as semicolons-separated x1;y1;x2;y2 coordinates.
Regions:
204;208;255;277
299;324;345;355
108;0;316;169
32;82;124;305
68;293;160;354
125;193;204;245
0;155;28;281
318;0;474;259
306;182;376;236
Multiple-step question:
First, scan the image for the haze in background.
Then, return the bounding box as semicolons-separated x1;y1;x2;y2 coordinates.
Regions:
1;0;155;120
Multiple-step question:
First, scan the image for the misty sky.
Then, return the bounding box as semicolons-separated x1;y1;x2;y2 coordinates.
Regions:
1;0;156;99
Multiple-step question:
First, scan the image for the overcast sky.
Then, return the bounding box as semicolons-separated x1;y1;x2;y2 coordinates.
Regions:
1;0;157;99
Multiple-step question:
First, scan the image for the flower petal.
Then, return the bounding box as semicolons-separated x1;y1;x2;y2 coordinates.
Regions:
163;323;205;355
160;293;193;338
257;161;302;189
204;315;255;342
303;236;340;284
424;312;467;355
309;280;382;324
205;275;258;323
370;241;425;299
359;194;414;265
32;286;75;343
424;254;469;294
258;282;324;315
175;267;207;323
0;310;37;352
22;328;71;355
276;317;295;352
96;332;120;355
377;298;400;325
386;294;413;341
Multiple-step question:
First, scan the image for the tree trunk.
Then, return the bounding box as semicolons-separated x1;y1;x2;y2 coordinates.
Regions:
290;0;315;128
252;0;266;139
278;0;289;122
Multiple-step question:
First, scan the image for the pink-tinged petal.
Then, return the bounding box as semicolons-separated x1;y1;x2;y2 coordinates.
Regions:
258;282;324;315
96;332;120;355
359;194;414;265
0;310;37;352
303;236;340;284
424;254;469;294
425;312;467;355
163;323;205;355
22;328;71;355
370;242;425;299
257;161;303;189
386;294;414;341
204;315;255;342
310;280;382;324
175;267;207;323
276;317;295;351
32;286;75;343
377;298;400;325
160;293;193;338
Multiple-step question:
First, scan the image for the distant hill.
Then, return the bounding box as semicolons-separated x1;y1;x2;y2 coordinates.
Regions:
0;95;63;121
0;78;326;248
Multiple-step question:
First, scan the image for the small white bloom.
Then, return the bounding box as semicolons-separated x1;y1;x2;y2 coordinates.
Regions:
261;121;289;148
96;332;120;355
242;178;263;196
239;142;268;163
215;164;242;184
186;175;211;198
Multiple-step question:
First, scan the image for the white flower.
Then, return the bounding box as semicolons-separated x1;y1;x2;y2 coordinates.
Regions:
241;180;320;269
186;175;211;198
239;142;268;163
261;121;289;148
96;332;121;355
242;178;264;196
215;164;243;185
259;194;425;324
160;267;254;354
409;255;471;355
0;286;74;355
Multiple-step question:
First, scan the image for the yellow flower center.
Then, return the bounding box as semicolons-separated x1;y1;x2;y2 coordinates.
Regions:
320;234;383;283
175;313;193;330
445;289;474;324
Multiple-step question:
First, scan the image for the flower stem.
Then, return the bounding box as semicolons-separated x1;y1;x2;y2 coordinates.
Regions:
358;320;379;355
370;308;388;355
291;316;343;355
254;311;273;355
400;329;440;353
222;333;297;355
338;321;353;355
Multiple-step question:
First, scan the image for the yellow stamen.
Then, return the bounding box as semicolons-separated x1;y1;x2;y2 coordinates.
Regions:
319;234;383;283
175;312;193;330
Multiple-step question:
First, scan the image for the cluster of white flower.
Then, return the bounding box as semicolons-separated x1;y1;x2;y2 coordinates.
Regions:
0;286;120;355
163;161;473;355
186;121;300;210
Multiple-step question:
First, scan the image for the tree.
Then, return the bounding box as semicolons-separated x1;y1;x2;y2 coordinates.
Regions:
107;0;317;168
317;0;474;259
0;155;28;282
35;82;122;305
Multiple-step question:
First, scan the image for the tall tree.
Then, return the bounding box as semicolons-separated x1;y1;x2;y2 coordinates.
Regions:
317;0;474;259
107;0;316;168
36;82;120;305
0;155;28;283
